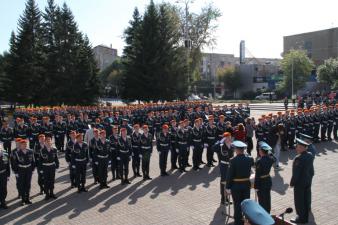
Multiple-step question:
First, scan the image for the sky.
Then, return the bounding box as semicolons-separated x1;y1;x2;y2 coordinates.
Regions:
1;0;337;58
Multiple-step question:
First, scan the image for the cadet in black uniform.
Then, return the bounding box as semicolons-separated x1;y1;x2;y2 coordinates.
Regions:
204;116;217;167
65;131;77;188
0;121;14;155
13;139;35;205
320;107;329;141
176;121;189;172
109;126;120;180
131;124;142;177
140;125;153;180
191;119;204;171
40;135;59;200
286;112;297;149
212;132;233;205
225;141;254;225
34;134;46;194
117;128;132;185
54;115;66;152
0;149;10;209
94;130;111;189
254;141;275;213
90;129;100;184
327;106;335;141
334;104;338;140
290;138;314;224
28;117;40;151
14;118;28;140
157;124;171;176
72;133;89;193
169;120;179;170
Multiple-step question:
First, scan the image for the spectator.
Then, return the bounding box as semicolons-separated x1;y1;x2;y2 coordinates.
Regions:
284;97;289;111
233;123;246;143
244;118;255;155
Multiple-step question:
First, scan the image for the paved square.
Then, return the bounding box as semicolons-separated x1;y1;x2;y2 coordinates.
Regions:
0;109;337;225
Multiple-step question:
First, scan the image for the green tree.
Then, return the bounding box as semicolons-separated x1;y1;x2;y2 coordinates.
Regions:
217;66;241;98
5;0;45;105
317;58;338;89
121;1;187;102
99;59;123;97
280;49;314;95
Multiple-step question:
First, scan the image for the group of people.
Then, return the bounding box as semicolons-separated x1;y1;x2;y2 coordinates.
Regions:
0;100;335;224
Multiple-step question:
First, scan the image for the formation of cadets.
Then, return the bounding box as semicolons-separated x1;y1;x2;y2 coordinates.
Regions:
0;101;336;224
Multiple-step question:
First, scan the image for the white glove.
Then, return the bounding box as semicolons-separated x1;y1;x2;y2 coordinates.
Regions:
117;157;121;161
90;158;93;162
72;165;76;169
176;149;179;153
95;162;98;165
158;151;161;155
15;174;19;178
139;154;142;158
204;144;208;148
108;161;111;164
190;146;194;151
40;170;43;174
129;156;132;160
225;189;231;195
288;132;291;135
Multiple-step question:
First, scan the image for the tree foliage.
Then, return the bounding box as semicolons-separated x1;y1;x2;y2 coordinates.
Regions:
280;49;314;95
217;66;241;92
121;1;187;102
317;58;338;89
3;0;100;106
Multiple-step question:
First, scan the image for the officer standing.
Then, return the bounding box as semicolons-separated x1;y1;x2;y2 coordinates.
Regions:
40;135;59;200
94;130;111;189
169;120;179;170
191;119;203;171
89;129;100;184
176;121;189;172
225;141;254;225
34;134;46;194
140;125;153;180
254;141;275;213
334;104;338;140
13;139;35;205
72;133;89;193
65;131;77;188
28;117;40;151
0;148;10;209
109;126;120;181
204;116;217;167
157;124;171;176
0;120;14;155
290;138;314;224
10;138;22;199
131;124;142;177
54;115;66;152
117;128;132;185
213;132;233;205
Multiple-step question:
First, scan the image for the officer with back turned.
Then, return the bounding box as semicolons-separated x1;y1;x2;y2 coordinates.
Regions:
156;124;171;176
254;141;275;213
290;138;314;224
225;141;254;225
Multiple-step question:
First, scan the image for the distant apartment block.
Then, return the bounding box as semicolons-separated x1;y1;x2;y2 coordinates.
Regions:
284;27;338;65
93;45;118;71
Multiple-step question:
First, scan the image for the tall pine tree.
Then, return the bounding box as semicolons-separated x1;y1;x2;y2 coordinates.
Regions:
5;0;45;105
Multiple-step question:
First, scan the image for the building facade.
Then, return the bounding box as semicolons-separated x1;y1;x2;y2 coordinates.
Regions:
93;45;118;71
284;27;338;65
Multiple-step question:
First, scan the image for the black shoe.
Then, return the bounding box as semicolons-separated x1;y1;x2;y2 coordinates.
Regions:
164;172;169;176
93;181;98;185
290;217;307;224
212;159;217;163
82;188;88;192
25;200;32;205
201;161;206;164
147;177;152;180
111;177;116;181
71;185;75;189
121;180;125;185
161;173;166;177
44;195;50;200
1;204;8;209
187;163;192;167
17;195;21;200
78;188;82;193
137;173;142;177
21;200;25;206
180;169;187;173
125;179;131;184
171;165;178;170
50;194;57;199
328;138;332;141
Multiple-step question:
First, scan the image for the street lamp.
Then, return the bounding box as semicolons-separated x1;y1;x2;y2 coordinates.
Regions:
176;0;194;94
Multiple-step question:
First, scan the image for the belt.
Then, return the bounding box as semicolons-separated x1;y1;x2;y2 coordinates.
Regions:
97;155;108;159
75;158;86;162
119;150;129;153
207;137;215;140
260;174;270;179
160;144;169;147
141;146;151;149
43;162;55;166
0;169;6;174
233;178;250;182
178;142;187;145
18;164;31;168
132;145;139;148
220;160;229;165
193;139;201;142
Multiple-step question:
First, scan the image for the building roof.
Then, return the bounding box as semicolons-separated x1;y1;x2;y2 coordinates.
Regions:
284;27;338;38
